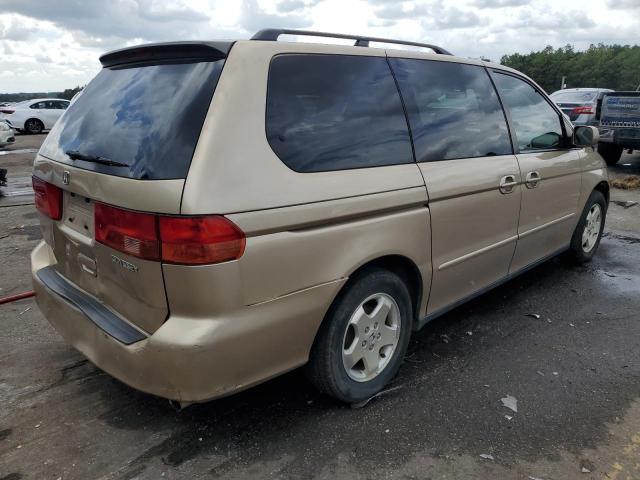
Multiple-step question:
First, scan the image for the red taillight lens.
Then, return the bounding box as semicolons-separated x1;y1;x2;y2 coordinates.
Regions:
32;176;62;220
95;203;160;261
94;203;245;265
159;216;245;265
571;106;594;115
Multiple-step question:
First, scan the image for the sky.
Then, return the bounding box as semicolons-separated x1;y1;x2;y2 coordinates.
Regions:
0;0;639;93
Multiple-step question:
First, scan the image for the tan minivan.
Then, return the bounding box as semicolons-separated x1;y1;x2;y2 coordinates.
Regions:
31;29;609;405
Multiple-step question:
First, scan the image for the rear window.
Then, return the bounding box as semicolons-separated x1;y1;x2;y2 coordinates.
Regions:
39;60;224;180
266;54;413;172
550;91;598;103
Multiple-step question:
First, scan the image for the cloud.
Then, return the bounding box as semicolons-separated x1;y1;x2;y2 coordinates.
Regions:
239;0;312;33
0;0;210;47
374;3;481;30
0;0;638;93
473;0;528;8
0;17;37;41
605;0;640;9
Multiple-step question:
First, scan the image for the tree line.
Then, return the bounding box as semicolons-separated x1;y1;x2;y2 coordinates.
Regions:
500;44;640;94
0;85;84;103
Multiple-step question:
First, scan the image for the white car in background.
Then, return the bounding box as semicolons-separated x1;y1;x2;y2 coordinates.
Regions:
0;120;15;147
0;98;70;134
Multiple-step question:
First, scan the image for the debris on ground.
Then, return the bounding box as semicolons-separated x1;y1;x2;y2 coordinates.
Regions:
603;271;617;277
350;384;404;409
612;200;638;208
610;175;640;190
466;331;473;336
536;370;545;376
580;459;595;473
505;415;513;421
501;395;518;413
479;453;494;461
526;313;541;319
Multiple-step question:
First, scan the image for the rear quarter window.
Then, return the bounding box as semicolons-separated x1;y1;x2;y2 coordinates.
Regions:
266;54;413;173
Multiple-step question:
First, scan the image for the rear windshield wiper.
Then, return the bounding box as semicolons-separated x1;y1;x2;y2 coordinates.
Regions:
65;150;129;168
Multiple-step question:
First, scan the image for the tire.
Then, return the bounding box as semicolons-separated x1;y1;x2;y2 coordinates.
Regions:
306;267;413;403
598;142;623;165
568;190;607;264
24;118;44;135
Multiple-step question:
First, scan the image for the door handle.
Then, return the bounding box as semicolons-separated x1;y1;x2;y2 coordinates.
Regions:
525;171;541;189
499;174;518;194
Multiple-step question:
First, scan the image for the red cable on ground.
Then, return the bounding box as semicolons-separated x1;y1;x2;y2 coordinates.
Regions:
0;290;35;305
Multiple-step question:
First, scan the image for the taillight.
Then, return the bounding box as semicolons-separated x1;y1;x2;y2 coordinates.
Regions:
94;203;245;265
571;106;594;115
95;203;160;261
32;176;62;220
159;216;245;265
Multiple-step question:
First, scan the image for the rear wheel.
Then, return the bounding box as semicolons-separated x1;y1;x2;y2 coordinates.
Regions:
598;142;623;165
568;190;606;264
24;118;44;135
306;268;412;403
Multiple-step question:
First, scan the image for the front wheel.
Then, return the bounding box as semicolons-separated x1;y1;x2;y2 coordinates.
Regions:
598;142;623;165
568;190;607;263
306;268;413;403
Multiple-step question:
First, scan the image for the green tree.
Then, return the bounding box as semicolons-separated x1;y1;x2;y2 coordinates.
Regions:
501;44;640;93
58;86;84;100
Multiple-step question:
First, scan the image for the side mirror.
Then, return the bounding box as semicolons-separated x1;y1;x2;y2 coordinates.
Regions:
574;125;599;147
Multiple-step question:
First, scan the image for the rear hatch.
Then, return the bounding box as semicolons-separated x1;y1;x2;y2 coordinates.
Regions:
33;42;231;334
601;92;640;129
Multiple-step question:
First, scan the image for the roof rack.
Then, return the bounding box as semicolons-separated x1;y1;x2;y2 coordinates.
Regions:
251;28;453;55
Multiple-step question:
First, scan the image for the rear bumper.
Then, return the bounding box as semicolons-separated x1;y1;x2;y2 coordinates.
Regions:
32;241;344;402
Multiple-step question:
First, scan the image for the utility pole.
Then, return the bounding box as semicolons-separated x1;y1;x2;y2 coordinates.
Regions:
560;76;566;89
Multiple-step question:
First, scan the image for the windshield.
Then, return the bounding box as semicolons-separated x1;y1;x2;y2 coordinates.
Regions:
39;60;225;180
550;91;598;103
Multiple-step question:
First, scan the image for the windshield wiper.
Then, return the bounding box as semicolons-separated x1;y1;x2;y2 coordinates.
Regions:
65;150;129;168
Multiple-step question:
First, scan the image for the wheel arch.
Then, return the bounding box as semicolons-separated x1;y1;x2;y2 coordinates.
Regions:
594;180;610;205
320;254;424;333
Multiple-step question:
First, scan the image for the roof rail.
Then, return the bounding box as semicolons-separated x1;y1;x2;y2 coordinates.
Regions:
251;28;453;55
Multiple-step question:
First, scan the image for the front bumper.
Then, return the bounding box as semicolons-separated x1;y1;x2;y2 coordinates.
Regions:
32;241;344;402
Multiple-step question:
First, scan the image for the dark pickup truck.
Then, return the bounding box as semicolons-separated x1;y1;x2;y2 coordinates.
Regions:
598;91;640;165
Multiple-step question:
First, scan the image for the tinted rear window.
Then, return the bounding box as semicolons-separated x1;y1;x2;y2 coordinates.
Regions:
550;91;598;103
39;60;224;180
266;54;413;172
389;59;512;162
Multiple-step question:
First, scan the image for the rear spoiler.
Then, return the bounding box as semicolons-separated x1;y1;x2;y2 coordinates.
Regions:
99;41;234;68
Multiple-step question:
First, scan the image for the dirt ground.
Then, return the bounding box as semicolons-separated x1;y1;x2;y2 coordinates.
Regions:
1;135;639;480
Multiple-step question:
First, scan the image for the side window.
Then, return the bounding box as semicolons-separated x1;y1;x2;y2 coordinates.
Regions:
266;54;413;172
30;102;44;109
45;101;56;109
60;101;70;110
493;73;564;152
388;59;512;162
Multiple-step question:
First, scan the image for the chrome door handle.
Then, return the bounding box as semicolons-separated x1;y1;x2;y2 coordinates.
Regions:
499;175;518;194
525;171;541;189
